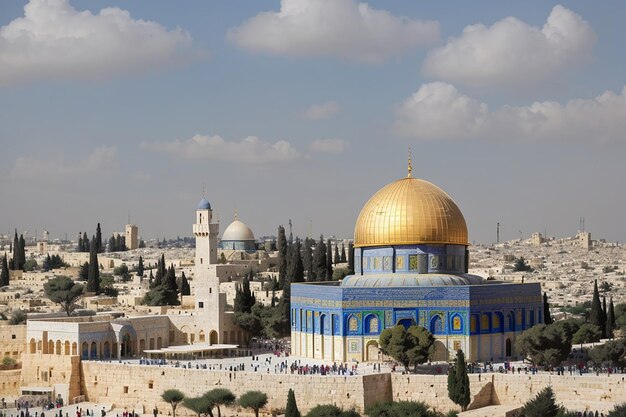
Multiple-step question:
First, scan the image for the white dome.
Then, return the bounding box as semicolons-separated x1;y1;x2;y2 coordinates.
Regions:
221;219;255;242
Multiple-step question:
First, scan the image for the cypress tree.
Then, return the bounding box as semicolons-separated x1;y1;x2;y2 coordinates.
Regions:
606;297;616;339
162;265;179;305
543;292;553;325
325;238;333;280
454;349;470;411
1;254;9;286
348;242;355;274
78;235;83;253
96;223;102;253
87;237;100;293
179;272;191;296
287;239;305;283
602;295;608;329
137;256;144;277
11;230;18;270
234;274;255;313
159;254;166;281
334;244;340;265
590;279;605;334
149;270;154;287
277;225;288;289
312;236;327;282
340;244;347;263
285;389;300;417
17;234;26;271
447;357;458;405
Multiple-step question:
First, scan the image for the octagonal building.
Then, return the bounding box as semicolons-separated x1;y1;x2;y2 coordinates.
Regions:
290;169;542;363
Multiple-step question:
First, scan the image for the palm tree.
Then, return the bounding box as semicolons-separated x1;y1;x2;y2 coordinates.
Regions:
205;388;235;417
239;391;268;417
161;389;185;417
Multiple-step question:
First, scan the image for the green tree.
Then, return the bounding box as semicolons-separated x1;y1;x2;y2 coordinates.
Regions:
9;309;27;325
366;401;438;417
239;391;268;417
13;233;26;271
287;239;305;284
379;325;434;372
87;237;100;293
519;386;561;417
348;242;355;274
340;244;347;263
452;350;470;411
313;236;327;282
205;388;235;417
183;396;214;417
571;323;601;345
285;389;301;417
334;244;340;265
161;389;185;417
23;258;38;272
12;230;19;270
515;319;581;366
78;262;89;282
277;225;288;289
1;254;9;286
607;403;626;417
44;276;85;316
114;263;131;281
234;274;256;314
543;292;553;325
219;253;227;264
305;405;360;417
588;338;626;367
590;279;606;337
447;359;457;407
607;297;616;339
326;239;333;280
96;222;103;253
179;272;191;296
137;256;145;277
108;235;117;252
513;257;532;272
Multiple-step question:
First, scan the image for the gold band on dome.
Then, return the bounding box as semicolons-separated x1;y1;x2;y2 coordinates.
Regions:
354;177;468;247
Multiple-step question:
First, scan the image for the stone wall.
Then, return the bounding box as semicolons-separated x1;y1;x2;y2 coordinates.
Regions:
20;353;82;402
0;323;26;361
0;369;21;396
80;362;389;414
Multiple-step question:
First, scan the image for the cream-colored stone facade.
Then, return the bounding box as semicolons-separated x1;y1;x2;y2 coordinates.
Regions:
0;323;26;361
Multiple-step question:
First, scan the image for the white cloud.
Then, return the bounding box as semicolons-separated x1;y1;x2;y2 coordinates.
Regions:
309;139;348;153
11;146;118;179
143;134;301;164
422;5;596;87
303;101;339;120
227;0;439;63
394;82;626;143
0;0;200;85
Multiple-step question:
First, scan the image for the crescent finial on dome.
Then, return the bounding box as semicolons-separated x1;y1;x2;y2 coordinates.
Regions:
407;147;413;178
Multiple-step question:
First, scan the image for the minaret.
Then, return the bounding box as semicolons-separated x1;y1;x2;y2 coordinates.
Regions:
193;197;221;344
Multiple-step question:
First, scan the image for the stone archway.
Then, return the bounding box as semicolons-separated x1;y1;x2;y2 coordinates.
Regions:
366;341;379;362
432;340;447;362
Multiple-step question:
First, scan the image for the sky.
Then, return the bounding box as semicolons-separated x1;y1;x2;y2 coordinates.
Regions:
1;0;626;244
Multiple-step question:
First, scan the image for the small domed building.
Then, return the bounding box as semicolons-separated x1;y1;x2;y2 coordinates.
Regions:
220;216;257;253
291;168;542;363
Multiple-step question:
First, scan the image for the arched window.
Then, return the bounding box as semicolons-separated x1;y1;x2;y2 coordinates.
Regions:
451;315;462;331
430;315;443;334
348;315;359;333
481;313;491;332
470;315;477;333
364;314;379;334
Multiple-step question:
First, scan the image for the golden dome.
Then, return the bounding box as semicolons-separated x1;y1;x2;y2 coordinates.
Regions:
354;177;468;247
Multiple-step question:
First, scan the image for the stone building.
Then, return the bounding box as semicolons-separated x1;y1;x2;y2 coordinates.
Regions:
291;169;543;363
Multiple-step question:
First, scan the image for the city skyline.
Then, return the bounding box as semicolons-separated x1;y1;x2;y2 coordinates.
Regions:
1;0;625;244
